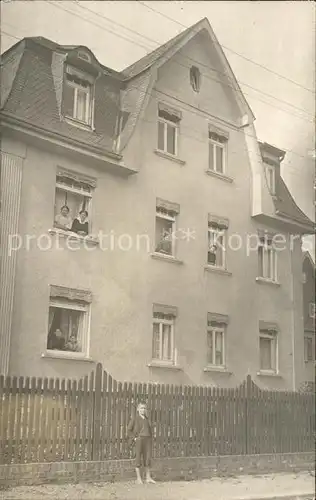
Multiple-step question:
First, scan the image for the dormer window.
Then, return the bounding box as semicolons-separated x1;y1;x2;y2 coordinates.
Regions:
64;66;94;126
77;50;92;63
265;164;275;194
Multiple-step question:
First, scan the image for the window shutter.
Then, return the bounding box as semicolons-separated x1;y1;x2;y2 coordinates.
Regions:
94;77;119;138
62;82;74;118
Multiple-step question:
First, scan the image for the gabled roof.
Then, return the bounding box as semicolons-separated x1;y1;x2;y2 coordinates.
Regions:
122;17;254;123
122;22;194;78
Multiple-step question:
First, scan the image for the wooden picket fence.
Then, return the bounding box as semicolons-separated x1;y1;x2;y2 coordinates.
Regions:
0;363;314;465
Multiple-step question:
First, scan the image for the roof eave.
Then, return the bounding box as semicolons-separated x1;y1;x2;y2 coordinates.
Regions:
275;210;315;234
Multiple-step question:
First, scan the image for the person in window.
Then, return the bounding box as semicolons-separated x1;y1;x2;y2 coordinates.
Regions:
71;210;89;236
208;244;217;265
65;335;80;352
49;328;65;351
156;229;172;255
54;205;72;230
127;402;155;484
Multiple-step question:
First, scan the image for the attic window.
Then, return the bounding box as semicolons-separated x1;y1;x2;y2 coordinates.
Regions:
64;66;94;126
77;50;91;63
190;66;201;92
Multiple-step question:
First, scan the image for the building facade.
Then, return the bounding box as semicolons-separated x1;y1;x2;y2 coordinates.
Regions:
0;19;314;389
302;251;315;388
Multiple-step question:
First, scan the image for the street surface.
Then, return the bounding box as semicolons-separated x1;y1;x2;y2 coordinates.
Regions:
1;471;314;500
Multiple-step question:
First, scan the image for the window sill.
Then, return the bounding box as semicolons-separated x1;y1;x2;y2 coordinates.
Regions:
42;351;94;362
151;252;184;265
257;371;282;378
205;170;233;183
64;116;95;132
204;366;232;375
154;149;186;165
256;277;280;287
204;265;232;276
49;228;99;246
148;361;182;370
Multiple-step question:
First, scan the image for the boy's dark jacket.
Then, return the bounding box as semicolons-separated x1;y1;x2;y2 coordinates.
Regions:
127;413;152;446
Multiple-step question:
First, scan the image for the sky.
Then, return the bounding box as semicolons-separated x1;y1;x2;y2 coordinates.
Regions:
1;0;315;252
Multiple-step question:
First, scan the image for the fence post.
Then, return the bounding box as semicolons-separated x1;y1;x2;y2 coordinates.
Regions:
245;374;252;455
92;363;102;461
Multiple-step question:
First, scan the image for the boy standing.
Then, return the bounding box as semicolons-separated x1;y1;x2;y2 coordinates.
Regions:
127;402;155;484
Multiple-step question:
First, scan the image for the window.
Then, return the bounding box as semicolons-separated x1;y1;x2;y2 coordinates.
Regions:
155;199;179;257
207;323;225;367
209;131;227;174
152;311;175;364
259;329;278;373
258;237;277;281
54;170;96;235
208;222;226;268
304;335;314;362
157;106;180;156
302;272;307;284
47;286;91;356
265;164;275;194
309;302;316;318
190;66;201;92
64;66;93;125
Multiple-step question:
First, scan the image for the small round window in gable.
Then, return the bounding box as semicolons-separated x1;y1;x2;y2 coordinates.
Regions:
190;66;201;92
78;50;91;63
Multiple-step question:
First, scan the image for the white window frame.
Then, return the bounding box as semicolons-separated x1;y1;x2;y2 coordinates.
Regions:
158;117;178;156
208;225;226;268
265;164;276;194
208;134;227;174
155;207;177;256
309;302;316;319
207;325;225;368
152;315;175;364
47;298;91;358
259;330;278;374
304;335;314;362
258;238;277;282
65;66;93;126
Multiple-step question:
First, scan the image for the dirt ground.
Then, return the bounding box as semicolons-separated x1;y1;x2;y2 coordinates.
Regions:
1;472;314;500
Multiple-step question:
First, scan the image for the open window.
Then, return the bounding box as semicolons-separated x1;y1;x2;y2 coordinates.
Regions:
155;198;180;257
207;215;228;268
54;169;96;236
47;286;92;357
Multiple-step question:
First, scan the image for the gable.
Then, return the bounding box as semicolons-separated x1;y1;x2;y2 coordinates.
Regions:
154;30;242;124
122;18;254;126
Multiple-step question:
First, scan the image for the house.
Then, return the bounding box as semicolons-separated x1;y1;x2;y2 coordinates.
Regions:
0;18;314;389
302;251;315;389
